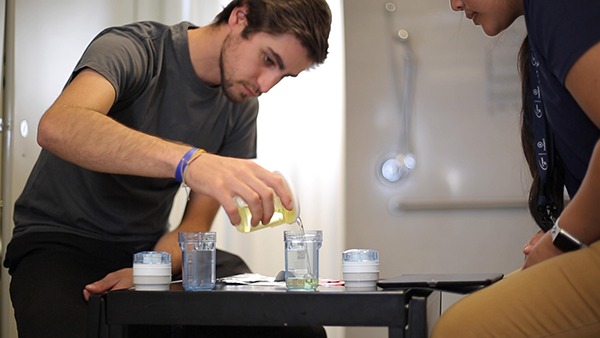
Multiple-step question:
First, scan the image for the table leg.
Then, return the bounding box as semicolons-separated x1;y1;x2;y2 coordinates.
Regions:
389;326;405;338
87;295;106;338
406;295;427;338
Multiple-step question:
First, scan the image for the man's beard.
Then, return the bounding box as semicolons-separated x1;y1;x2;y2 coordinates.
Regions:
220;54;244;103
219;33;253;104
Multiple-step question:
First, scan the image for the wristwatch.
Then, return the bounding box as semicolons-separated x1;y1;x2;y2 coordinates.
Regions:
551;218;587;252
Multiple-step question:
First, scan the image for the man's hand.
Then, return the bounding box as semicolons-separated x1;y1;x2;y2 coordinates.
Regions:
83;268;133;301
184;154;293;226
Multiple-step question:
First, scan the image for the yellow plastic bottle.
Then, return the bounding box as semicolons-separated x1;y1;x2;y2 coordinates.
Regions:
235;172;299;233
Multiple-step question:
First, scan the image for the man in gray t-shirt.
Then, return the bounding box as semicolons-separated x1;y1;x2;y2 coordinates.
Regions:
4;1;331;337
14;21;260;245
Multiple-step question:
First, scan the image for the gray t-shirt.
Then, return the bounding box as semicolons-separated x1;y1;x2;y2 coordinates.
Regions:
12;21;258;243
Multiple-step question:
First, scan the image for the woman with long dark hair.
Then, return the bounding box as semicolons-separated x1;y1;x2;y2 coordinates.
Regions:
433;0;600;336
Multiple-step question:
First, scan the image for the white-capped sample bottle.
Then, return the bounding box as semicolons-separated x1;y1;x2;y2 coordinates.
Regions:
235;171;299;233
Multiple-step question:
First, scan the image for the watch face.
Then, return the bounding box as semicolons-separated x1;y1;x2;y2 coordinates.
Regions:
553;230;583;252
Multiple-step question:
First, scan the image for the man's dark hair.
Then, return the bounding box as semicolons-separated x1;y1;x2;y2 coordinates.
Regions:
214;0;331;65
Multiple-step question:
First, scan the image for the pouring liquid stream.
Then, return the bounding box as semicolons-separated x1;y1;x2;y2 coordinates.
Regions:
286;217;318;290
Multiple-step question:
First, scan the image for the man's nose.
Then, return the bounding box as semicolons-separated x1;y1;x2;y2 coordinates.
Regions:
257;72;282;94
449;0;464;11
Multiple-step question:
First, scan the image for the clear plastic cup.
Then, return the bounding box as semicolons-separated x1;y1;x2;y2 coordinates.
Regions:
284;230;323;291
178;232;216;291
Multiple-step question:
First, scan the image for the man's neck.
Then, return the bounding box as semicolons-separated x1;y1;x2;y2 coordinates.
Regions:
187;24;228;86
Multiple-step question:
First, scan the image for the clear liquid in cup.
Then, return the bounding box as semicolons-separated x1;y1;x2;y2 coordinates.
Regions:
284;226;322;291
181;250;216;291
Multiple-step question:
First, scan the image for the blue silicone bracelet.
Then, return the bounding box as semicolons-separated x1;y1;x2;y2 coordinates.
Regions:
175;147;199;183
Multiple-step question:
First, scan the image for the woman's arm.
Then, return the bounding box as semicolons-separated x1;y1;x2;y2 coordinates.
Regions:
565;41;600;128
523;40;600;268
524;140;600;268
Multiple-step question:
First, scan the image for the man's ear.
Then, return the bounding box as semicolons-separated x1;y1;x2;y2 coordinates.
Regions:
229;5;249;26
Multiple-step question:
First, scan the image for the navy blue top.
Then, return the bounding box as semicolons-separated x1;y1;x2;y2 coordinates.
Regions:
524;0;600;197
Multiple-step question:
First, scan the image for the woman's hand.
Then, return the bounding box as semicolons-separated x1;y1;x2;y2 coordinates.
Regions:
83;268;133;301
522;230;545;256
522;232;563;269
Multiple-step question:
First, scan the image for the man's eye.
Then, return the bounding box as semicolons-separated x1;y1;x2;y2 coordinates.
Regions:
263;54;275;66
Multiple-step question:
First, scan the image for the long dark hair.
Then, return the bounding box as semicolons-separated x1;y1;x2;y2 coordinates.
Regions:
518;36;565;231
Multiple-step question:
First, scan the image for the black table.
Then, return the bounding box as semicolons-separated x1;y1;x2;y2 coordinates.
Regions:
88;283;440;338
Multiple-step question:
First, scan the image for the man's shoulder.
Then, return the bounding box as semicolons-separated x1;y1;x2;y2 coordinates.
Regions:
95;21;198;43
99;21;172;39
